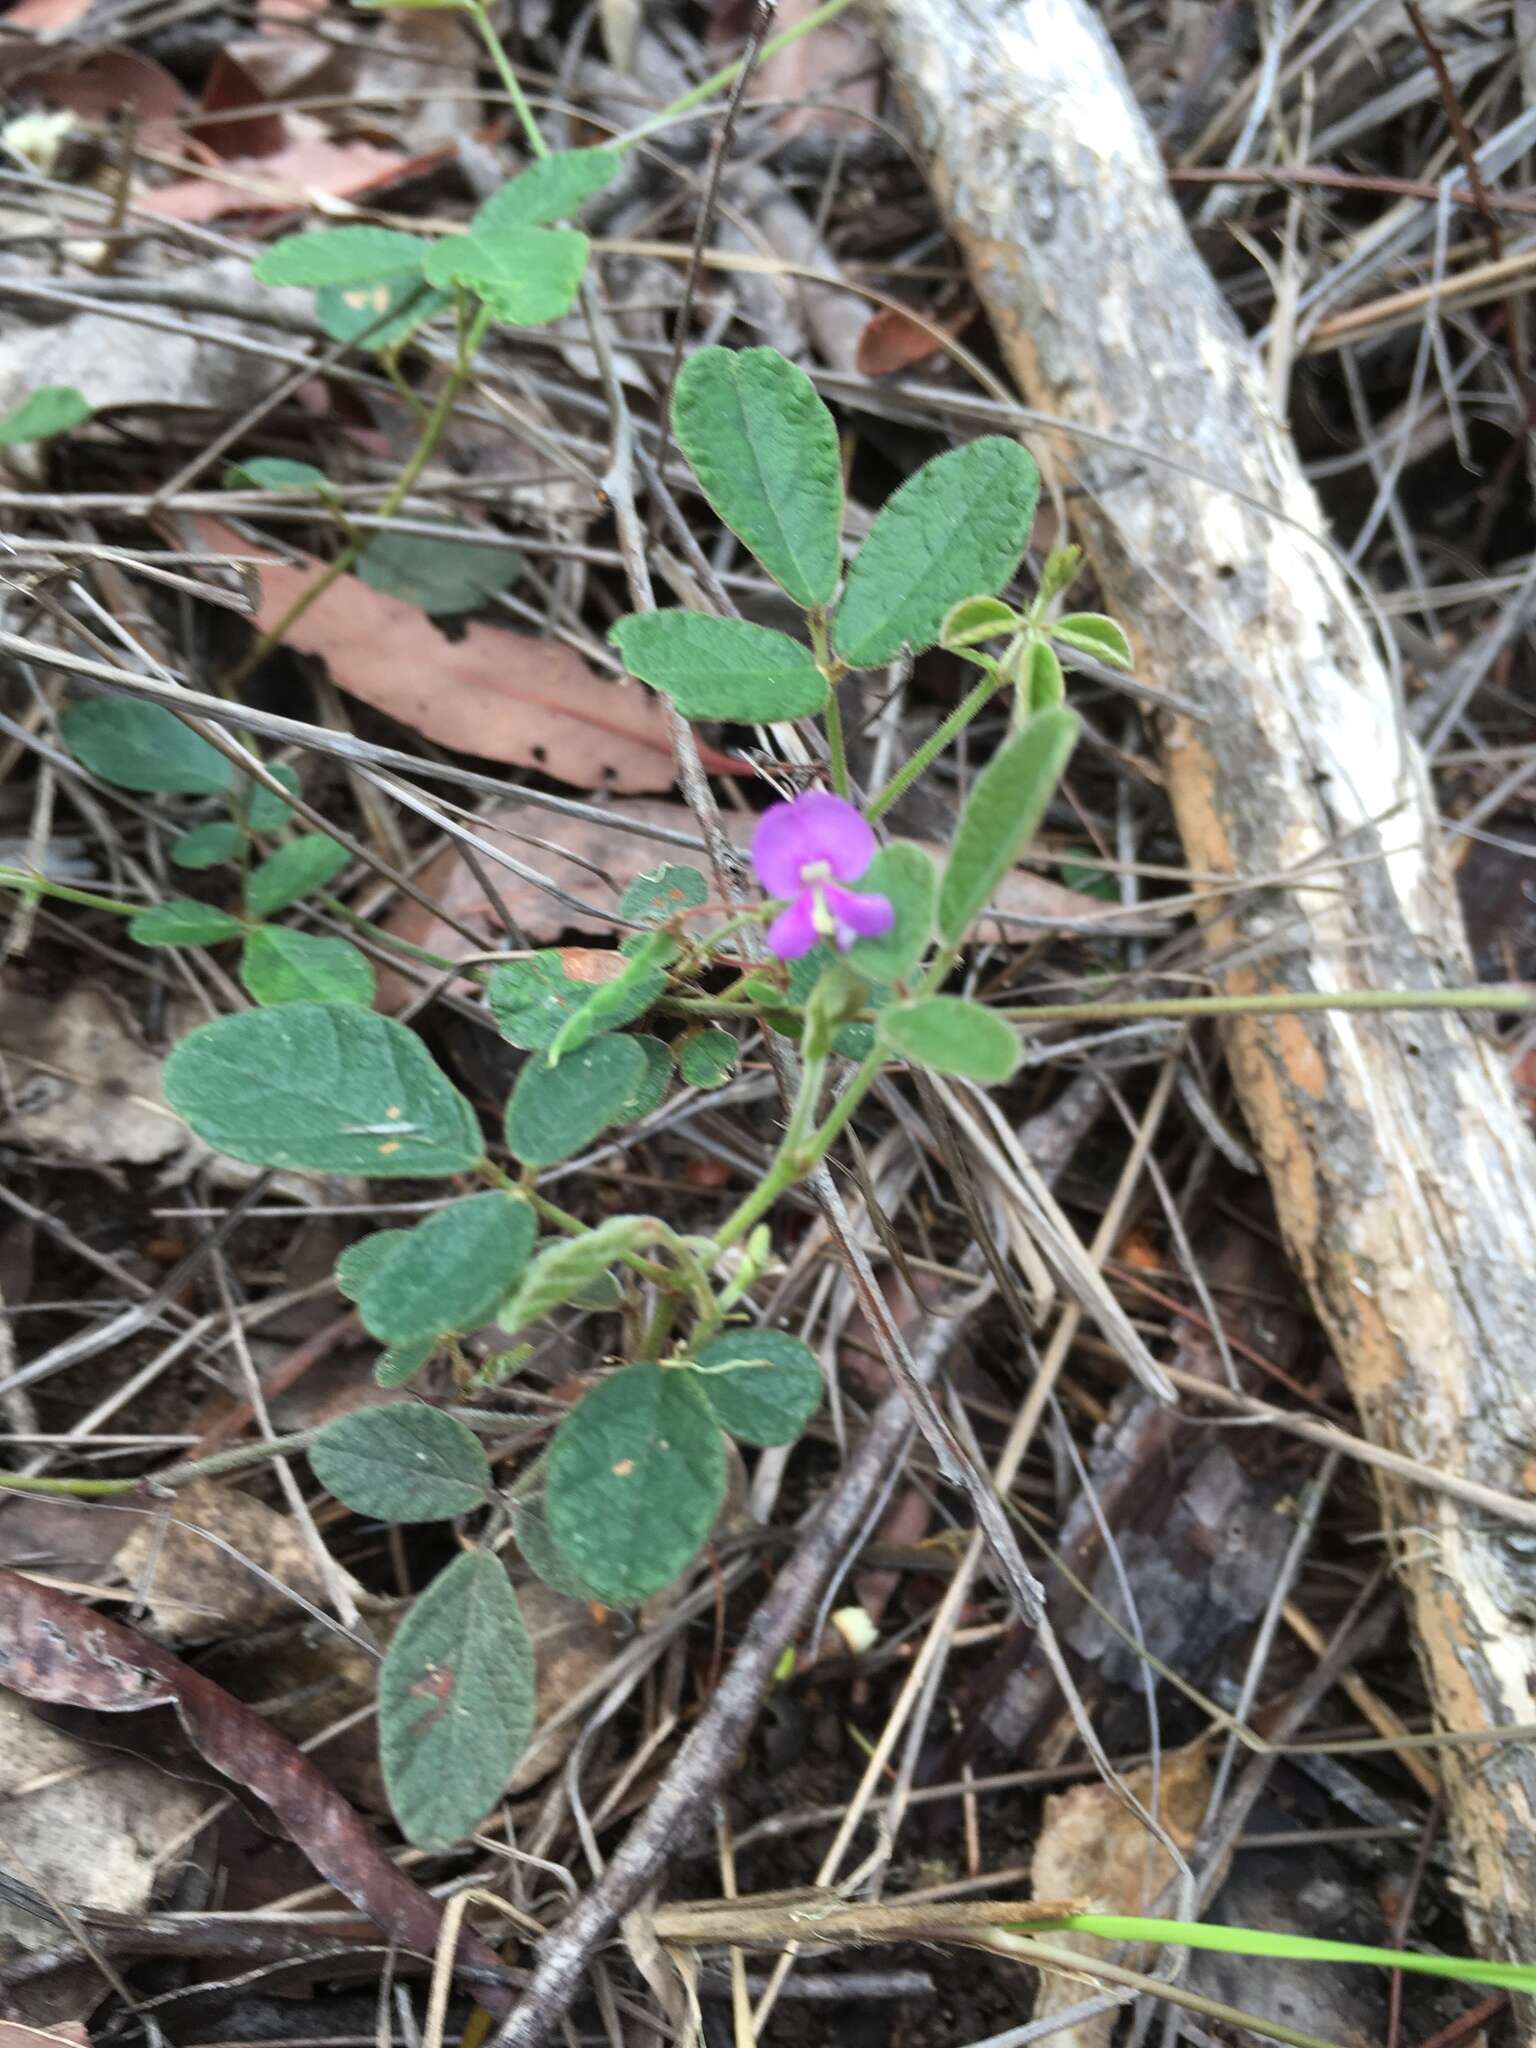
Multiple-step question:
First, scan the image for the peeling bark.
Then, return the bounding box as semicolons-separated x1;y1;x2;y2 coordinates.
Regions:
874;0;1536;1973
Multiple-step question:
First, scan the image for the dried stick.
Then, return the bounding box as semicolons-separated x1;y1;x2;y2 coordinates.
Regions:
487;1274;989;2046
873;0;1536;1981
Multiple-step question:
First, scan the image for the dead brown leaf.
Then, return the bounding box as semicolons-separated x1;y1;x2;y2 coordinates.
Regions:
140;128;442;222
187;49;291;160
22;51;185;152
2;0;95;28
0;1689;206;2007
856;301;977;377
379;797;1161;1004
0;256;315;426
1028;1738;1211;2048
0;986;189;1168
195;522;726;794
111;1478;365;1642
732;0;881;136
0;1567;516;2012
0;2023;91;2048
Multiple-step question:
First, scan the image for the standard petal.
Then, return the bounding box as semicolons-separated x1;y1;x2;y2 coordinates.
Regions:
792;790;877;881
752;800;812;897
752;790;876;895
825;883;894;950
765;891;821;960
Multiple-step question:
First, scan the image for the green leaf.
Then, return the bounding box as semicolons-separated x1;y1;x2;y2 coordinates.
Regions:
504;1035;648;1166
1024;637;1065;712
128;899;245;947
879;995;1018;1082
609;612;826;722
247;763;301;830
1037;543;1083;608
0;386;90;446
311;1405;489;1522
244;834;349;917
941;595;1019;650
547;930;672;1067
937;707;1079;944
843;842;934;983
620;864;708;925
689;1328;821;1447
241;926;375;1007
498;1214;658;1333
1051;612;1132;669
253;226;429;288
1060;856;1116;902
314;276;450;352
672;346;842;609
357;531;522;616
358;1192;537;1345
172;821;241;870
831;438;1040;669
422;224;589;325
545;1362;725;1604
62;699;233;796
378;1551;534;1849
376;1338;436;1388
224;456;332;495
511;1493;602;1601
676;1026;737;1089
489;950;657;1054
336;1230;413;1302
473;148;620;232
163;1003;483;1177
617;1034;672;1122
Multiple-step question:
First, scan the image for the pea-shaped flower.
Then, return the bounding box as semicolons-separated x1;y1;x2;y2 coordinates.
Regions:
753;791;894;960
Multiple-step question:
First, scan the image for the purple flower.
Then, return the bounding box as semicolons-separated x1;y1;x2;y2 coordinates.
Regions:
753;790;895;961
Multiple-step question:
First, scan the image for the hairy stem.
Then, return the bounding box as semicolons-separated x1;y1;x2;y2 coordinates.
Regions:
864;662;1005;822
222;306;493;691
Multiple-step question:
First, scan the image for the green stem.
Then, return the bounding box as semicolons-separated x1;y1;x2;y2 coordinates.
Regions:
222;305;493;691
0;1430;319;1498
317;894;479;978
864;664;1006;823
1003;985;1536;1026
612;0;858;147
823;688;851;800
0;868;141;918
467;2;548;158
714;1046;885;1252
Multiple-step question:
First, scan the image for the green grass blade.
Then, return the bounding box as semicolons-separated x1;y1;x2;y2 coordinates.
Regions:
1010;1915;1536;1992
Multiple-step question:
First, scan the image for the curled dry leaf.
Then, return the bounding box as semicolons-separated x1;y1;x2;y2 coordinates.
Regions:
733;0;881;136
111;1478;367;1643
1028;1738;1211;2048
0;1689;206;1963
195;522;731;795
0;987;189;1168
0;257;315;426
0;1568;517;2013
379;798;1163;1006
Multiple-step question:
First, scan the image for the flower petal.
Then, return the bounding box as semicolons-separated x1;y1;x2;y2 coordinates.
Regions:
765;891;821;960
825;883;894;951
752;790;877;895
